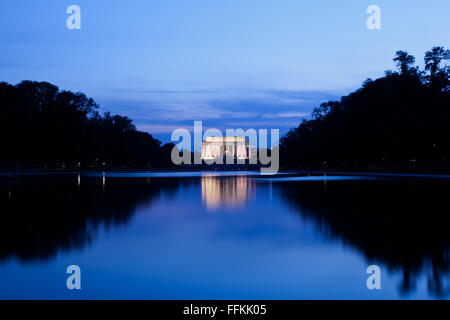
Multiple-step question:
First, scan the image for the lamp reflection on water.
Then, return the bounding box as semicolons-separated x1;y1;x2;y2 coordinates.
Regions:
201;175;254;210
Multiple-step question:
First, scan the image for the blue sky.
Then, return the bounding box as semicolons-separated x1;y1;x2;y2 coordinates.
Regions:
1;0;449;143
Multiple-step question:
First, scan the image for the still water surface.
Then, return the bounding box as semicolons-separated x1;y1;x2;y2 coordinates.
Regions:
1;172;450;299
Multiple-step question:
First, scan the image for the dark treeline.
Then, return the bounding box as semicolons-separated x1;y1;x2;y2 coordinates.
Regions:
277;178;450;298
0;81;175;170
281;47;450;170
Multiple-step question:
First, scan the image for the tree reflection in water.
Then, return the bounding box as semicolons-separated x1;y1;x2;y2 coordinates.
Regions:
2;174;450;298
0;175;186;263
275;178;450;298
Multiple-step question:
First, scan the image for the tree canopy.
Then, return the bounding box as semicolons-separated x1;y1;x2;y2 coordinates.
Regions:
280;46;450;170
0;81;175;170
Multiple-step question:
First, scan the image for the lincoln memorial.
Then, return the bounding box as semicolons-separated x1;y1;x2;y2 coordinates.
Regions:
201;136;251;160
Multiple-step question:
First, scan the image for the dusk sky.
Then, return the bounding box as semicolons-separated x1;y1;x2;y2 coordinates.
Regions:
1;0;449;143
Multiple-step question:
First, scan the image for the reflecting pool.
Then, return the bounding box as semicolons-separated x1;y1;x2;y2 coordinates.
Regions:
1;172;450;299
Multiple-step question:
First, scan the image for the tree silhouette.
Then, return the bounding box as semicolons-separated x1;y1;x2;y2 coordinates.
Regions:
0;81;174;170
425;46;450;90
281;47;450;171
393;50;417;76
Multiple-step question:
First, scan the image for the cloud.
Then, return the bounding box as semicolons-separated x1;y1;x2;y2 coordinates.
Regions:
97;88;341;141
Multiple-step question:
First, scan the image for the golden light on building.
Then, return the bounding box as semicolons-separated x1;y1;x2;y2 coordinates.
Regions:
201;136;252;160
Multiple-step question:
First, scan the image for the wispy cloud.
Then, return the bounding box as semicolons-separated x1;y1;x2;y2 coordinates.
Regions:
97;87;341;141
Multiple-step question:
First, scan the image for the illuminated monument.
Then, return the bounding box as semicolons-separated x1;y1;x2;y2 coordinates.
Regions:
201;137;253;160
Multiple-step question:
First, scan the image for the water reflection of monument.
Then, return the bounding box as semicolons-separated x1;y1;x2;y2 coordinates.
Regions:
201;176;254;209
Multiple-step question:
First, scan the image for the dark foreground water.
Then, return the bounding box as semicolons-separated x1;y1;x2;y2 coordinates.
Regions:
1;171;450;300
